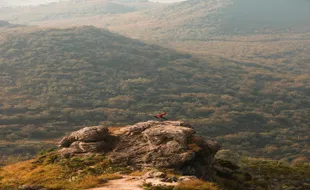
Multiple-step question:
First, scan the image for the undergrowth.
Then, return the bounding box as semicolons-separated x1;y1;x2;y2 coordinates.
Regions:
0;151;129;190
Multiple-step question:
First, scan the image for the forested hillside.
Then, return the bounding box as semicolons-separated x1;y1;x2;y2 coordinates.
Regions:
16;0;310;39
9;0;309;78
0;26;310;164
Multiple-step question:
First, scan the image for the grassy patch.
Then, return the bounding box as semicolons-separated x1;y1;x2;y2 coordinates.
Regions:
143;183;174;190
174;179;220;190
213;157;310;190
0;151;131;190
130;170;149;176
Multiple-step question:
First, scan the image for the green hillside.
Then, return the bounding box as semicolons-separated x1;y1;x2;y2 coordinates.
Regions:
26;0;310;38
2;0;310;76
13;0;309;78
4;0;310;37
0;26;310;163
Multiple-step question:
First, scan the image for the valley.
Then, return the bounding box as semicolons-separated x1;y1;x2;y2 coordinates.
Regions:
0;0;310;166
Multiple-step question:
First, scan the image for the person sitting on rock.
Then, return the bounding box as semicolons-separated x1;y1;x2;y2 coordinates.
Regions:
153;112;168;120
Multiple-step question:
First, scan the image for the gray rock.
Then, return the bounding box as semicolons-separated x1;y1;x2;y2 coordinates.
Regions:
107;121;219;179
204;139;221;155
69;126;108;142
57;125;109;157
58;147;79;158
142;122;194;147
72;141;107;153
109;121;196;168
58;141;107;157
163;176;177;183
58;125;108;148
178;176;198;182
143;170;167;178
56;121;220;179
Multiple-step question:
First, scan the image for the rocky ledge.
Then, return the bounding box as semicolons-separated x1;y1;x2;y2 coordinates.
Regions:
58;120;220;179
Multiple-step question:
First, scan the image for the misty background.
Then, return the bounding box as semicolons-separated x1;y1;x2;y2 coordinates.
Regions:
0;0;186;7
0;0;67;7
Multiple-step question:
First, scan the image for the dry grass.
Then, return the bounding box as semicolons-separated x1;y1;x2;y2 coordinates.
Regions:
74;176;101;189
0;161;122;189
175;179;221;190
129;170;148;176
99;173;123;180
0;153;127;190
0;160;33;184
0;160;70;188
73;174;122;189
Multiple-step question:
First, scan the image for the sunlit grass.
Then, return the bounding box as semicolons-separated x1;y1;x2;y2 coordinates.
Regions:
175;179;221;190
0;152;130;190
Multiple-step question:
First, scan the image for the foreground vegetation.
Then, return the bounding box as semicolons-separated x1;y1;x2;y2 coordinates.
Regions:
0;150;221;190
213;155;310;190
1;150;309;190
0;151;126;189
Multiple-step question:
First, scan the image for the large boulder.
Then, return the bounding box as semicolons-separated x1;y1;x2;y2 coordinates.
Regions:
59;125;109;147
108;121;220;179
108;121;196;167
58;125;110;157
57;121;220;179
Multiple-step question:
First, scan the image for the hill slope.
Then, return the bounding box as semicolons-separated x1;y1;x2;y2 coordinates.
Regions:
1;26;310;162
4;0;310;36
15;0;310;38
12;0;310;76
0;25;240;135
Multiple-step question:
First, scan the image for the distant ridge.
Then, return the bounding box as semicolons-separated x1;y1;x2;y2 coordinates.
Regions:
0;20;24;28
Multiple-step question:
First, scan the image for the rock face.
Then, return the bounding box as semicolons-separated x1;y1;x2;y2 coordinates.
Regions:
58;126;111;157
57;121;220;179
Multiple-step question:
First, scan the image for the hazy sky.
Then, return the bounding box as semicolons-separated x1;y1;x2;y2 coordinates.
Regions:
0;0;185;7
0;0;68;7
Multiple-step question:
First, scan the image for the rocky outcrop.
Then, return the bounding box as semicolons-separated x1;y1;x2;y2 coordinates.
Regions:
58;126;112;157
57;121;220;179
110;121;196;168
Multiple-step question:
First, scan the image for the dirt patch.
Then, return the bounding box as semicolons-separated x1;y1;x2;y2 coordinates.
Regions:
88;176;144;190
